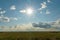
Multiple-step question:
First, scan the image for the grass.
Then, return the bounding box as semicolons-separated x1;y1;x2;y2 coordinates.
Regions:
0;32;60;40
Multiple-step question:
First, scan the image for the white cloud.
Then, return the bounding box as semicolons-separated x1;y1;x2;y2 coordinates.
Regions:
0;15;18;22
38;2;47;13
10;5;16;10
0;19;60;31
0;23;46;31
0;16;10;22
38;1;51;14
52;19;60;28
0;8;6;14
19;10;26;13
40;2;47;10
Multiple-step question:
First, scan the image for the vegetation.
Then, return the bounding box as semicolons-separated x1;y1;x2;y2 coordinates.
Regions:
0;32;60;40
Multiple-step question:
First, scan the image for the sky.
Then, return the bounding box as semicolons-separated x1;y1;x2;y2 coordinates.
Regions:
0;0;60;31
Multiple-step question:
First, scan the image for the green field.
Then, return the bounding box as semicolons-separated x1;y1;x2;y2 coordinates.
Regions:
0;32;60;40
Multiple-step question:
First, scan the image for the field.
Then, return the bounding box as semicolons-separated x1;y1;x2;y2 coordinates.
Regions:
0;32;60;40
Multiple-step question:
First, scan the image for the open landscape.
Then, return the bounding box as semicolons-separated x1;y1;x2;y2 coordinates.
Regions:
0;32;60;40
0;0;60;40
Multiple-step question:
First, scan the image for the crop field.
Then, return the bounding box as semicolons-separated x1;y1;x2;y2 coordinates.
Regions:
0;32;60;40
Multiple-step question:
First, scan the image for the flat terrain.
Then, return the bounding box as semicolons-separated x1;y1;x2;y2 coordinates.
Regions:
0;32;60;40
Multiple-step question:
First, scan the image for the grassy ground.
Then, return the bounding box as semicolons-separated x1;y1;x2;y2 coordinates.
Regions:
0;32;60;40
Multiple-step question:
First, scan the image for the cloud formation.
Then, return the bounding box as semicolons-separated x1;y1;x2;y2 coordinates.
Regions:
38;0;51;14
0;7;17;23
0;19;60;31
10;5;16;10
0;15;18;22
32;22;51;28
41;2;47;9
0;15;10;22
0;8;6;14
39;2;47;10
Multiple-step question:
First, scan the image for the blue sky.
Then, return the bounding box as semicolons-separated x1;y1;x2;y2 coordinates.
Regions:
0;0;60;27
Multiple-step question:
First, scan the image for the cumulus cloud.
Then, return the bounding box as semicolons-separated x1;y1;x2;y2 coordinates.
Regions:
52;19;60;29
10;5;16;10
39;2;47;10
0;15;10;22
38;0;51;14
0;23;46;31
32;22;52;28
38;2;49;14
0;19;60;31
0;15;18;22
0;8;6;14
41;2;47;9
